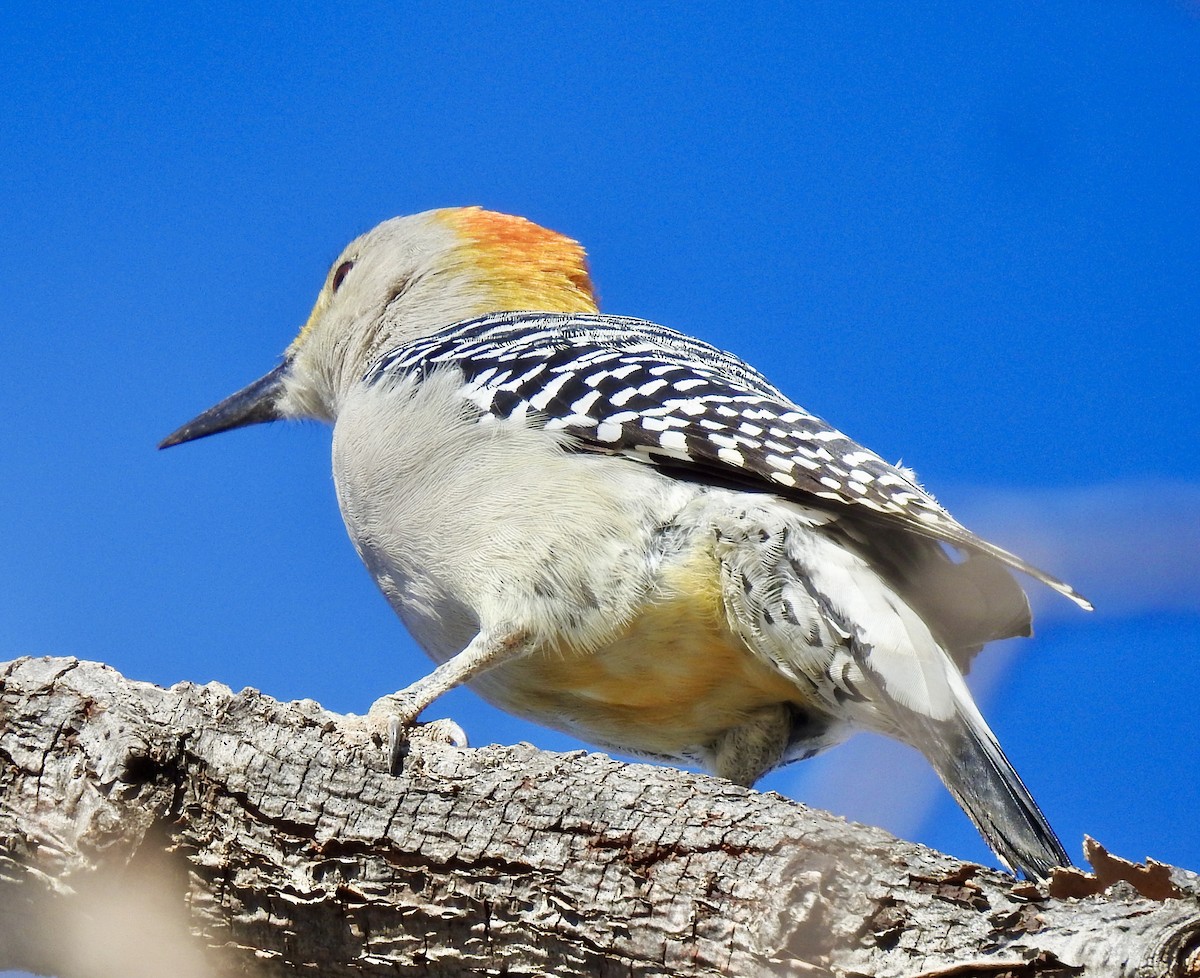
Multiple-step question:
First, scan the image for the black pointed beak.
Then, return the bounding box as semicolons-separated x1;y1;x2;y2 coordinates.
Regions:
158;361;290;449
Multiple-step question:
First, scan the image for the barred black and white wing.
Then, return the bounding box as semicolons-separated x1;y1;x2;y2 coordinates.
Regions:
367;311;1090;610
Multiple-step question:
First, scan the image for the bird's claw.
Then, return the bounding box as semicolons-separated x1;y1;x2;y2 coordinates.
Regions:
383;712;469;776
386;715;405;775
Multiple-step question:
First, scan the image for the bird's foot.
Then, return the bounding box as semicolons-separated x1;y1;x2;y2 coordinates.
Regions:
368;694;469;775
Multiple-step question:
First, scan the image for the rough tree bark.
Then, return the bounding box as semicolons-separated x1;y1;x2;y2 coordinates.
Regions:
0;657;1197;978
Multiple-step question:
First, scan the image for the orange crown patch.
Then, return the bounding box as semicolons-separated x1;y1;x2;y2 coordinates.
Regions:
434;207;599;314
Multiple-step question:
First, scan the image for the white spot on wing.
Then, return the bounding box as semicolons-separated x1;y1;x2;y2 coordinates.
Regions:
596;421;623;442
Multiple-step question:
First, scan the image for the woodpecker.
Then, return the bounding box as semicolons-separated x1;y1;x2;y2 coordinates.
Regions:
161;206;1088;879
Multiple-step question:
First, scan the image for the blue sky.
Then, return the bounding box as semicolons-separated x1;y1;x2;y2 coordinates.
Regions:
2;1;1198;886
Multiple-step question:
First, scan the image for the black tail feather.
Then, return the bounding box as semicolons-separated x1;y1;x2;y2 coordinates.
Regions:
914;708;1070;880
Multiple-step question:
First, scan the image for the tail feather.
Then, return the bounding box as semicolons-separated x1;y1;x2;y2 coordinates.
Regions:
911;702;1070;880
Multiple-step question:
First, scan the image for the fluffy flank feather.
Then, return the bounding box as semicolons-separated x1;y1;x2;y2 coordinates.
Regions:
435;207;598;314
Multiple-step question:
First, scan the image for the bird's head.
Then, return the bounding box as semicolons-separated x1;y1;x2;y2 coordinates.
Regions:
159;206;597;447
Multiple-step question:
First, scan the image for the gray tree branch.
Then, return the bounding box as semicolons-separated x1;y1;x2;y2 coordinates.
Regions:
1;656;1197;977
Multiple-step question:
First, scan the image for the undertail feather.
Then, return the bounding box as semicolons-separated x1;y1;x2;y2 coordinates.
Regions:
913;707;1070;881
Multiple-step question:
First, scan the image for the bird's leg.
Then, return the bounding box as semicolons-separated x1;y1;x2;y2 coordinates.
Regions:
369;626;534;774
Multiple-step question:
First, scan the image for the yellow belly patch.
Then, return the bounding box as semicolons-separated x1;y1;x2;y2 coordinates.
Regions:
474;543;803;759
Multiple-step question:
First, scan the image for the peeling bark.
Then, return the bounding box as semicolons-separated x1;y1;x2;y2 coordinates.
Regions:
1;656;1197;977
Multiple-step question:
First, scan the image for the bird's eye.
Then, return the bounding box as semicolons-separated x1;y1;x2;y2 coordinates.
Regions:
332;260;355;292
